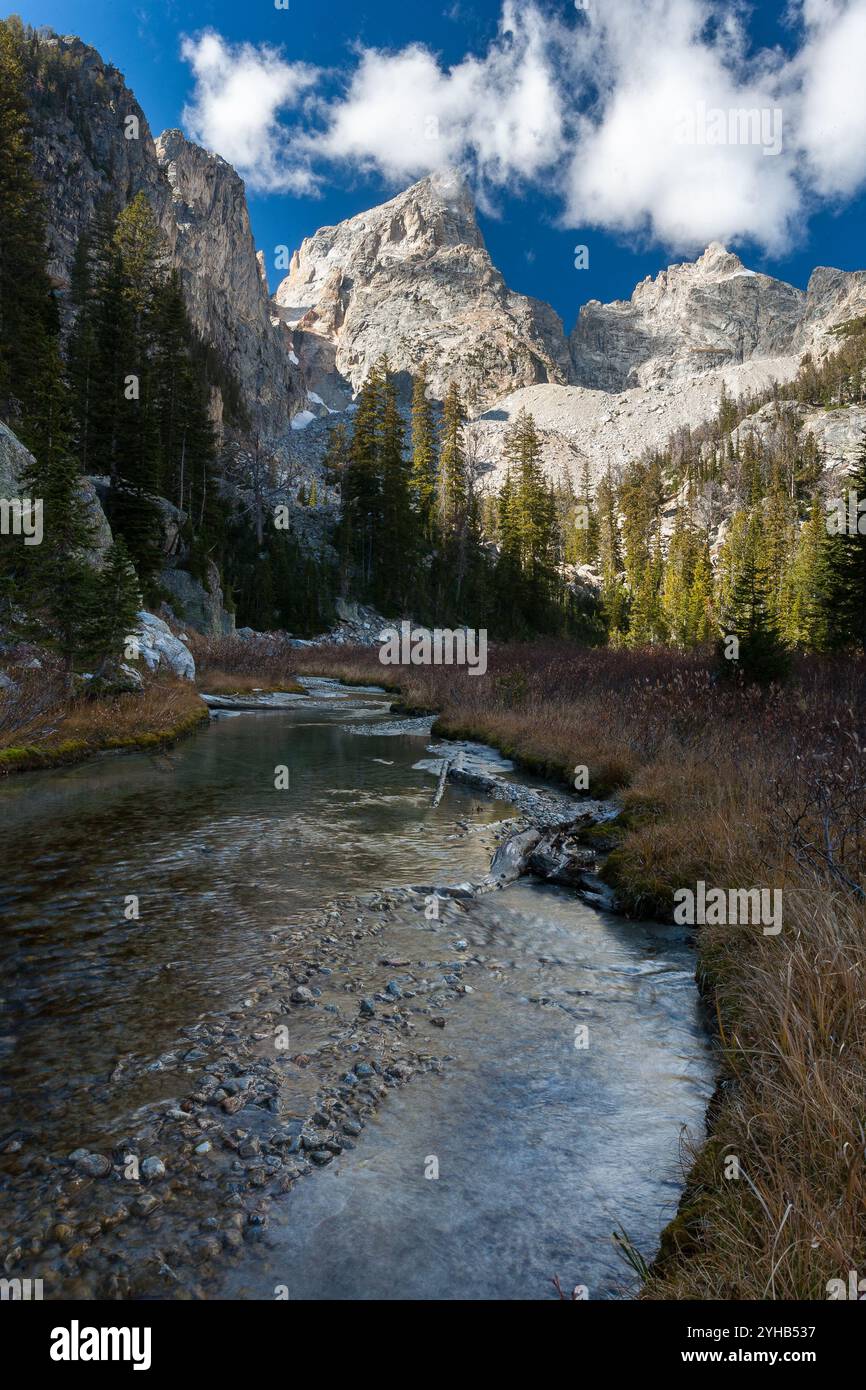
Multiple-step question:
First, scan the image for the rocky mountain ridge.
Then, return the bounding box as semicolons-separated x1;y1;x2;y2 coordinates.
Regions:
22;31;302;439
274;169;574;411
11;23;866;638
20;28;866;494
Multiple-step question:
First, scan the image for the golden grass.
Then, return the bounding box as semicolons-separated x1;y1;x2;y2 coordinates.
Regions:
0;672;208;774
197;668;306;696
187;633;306;696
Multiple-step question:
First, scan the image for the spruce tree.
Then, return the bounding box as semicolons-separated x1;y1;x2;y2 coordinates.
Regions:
410;368;438;542
90;537;142;672
718;512;790;683
377;369;414;611
341;363;384;592
787;493;828;649
820;438;866;653
20;347;100;689
439;382;467;531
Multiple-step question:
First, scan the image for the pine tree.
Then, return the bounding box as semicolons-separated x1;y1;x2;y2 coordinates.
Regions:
90;537;142;671
595;469;627;638
567;459;598;566
687;540;715;644
341;363;384;593
20;347;100;689
377;368;414;611
787;493;828;649
718;511;790;683
662;509;694;646
410;368;438;541
438;382;467;529
821;437;866;652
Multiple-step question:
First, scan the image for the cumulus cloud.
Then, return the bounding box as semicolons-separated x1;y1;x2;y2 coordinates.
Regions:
561;0;801;253
180;29;319;194
795;0;866;198
179;0;866;253
316;3;570;196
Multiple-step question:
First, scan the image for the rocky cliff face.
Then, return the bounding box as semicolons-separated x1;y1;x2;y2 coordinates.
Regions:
155;130;301;434
24;33;171;293
569;243;866;393
273;170;574;409
570;244;805;391
23;32;299;439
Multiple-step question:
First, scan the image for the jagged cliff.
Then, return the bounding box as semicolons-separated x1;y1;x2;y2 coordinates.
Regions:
15;27;866;572
21;31;300;439
569;243;866;392
273;170;574;410
155;130;300;435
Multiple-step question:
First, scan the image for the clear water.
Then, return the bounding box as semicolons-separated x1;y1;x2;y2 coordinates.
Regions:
221;878;713;1301
0;682;714;1298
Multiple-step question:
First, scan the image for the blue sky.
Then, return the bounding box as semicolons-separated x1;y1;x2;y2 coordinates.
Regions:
11;0;866;330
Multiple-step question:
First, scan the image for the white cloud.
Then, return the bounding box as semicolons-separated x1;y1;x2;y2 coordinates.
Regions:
561;0;801;253
315;3;569;194
180;30;319;193
179;0;866;253
795;0;866;198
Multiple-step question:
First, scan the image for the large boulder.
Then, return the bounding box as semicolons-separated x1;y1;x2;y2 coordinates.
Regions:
1;421;112;566
135;611;196;681
160;561;234;637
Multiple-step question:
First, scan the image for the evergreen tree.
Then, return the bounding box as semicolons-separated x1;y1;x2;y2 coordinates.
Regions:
787;493;829;649
687;540;715;645
90;537;142;671
595;469;628;638
567;459;598;566
410;368;438;542
438;382;467;531
377;368;414;611
717;511;790;683
341;363;384;591
19;349;100;689
820;437;866;652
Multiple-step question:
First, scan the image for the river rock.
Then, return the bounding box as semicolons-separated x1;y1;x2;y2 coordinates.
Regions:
70;1150;111;1178
135;611;195;681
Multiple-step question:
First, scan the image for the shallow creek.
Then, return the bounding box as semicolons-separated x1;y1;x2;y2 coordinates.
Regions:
0;679;714;1300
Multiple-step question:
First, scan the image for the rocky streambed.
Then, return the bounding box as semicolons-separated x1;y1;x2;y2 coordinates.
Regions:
0;680;713;1300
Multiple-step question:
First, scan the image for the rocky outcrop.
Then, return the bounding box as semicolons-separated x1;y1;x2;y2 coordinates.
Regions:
22;33;300;440
799;265;866;359
161;560;235;638
135;612;195;681
273;170;574;409
569;243;866;394
0;422;113;566
570;244;806;392
155;130;302;434
23;33;171;299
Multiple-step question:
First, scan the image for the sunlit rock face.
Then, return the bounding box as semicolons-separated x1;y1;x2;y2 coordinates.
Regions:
273;169;574;410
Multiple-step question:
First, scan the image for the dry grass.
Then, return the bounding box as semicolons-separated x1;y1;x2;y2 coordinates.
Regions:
187;633;305;695
285;638;866;1301
0;667;208;774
